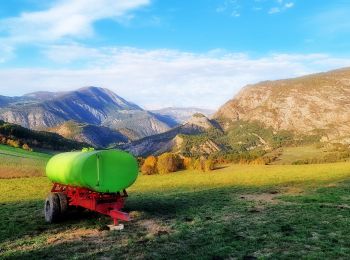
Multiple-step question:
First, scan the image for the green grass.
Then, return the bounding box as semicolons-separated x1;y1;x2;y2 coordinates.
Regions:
0;144;51;178
2;162;350;259
0;144;51;159
271;145;350;165
270;145;323;164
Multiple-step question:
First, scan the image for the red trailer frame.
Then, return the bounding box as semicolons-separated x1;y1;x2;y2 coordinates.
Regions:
51;183;130;226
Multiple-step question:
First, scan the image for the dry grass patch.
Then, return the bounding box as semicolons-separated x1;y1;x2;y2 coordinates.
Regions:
325;183;339;188
240;193;280;205
281;186;305;195
46;228;104;245
138;219;172;237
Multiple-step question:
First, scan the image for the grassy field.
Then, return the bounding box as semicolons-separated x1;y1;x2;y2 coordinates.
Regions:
0;144;51;178
271;145;350;165
2;162;350;259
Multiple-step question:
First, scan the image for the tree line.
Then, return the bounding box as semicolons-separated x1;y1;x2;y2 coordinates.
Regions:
139;153;216;175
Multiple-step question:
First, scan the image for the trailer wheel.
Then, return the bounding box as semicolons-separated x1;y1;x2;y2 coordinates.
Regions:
45;192;61;223
57;192;68;214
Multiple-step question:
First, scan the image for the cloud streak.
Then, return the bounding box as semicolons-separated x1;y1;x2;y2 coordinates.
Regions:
268;0;294;14
0;0;150;44
1;46;350;109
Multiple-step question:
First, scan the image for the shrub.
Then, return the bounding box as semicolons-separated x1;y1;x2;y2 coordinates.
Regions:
183;157;192;170
191;157;215;172
157;153;181;174
250;158;266;165
7;139;20;148
22;143;32;151
192;159;202;171
141;156;158;175
204;159;215;172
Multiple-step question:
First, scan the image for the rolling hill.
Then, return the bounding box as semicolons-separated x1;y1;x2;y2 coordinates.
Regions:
0;120;87;151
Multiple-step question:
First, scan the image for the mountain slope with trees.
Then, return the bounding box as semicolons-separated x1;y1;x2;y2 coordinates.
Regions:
0;120;87;151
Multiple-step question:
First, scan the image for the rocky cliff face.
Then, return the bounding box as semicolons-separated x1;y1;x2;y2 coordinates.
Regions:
214;68;350;144
0;87;171;142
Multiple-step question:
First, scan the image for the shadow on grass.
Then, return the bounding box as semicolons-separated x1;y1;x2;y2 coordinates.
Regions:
1;187;249;259
0;200;109;245
4;180;350;259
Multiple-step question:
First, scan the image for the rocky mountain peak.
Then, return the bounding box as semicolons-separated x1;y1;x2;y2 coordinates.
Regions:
214;67;350;144
0;86;171;143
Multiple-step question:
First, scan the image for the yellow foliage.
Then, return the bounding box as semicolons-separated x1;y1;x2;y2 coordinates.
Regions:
250;158;266;165
6;139;20;148
204;159;215;172
157;153;181;174
183;157;192;170
22;143;32;152
141;155;158;175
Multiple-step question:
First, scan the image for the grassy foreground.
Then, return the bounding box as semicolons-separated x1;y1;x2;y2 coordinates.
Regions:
0;144;51;178
1;163;350;259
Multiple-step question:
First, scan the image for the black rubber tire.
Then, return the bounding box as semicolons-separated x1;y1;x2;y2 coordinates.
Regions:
44;192;61;223
56;192;68;215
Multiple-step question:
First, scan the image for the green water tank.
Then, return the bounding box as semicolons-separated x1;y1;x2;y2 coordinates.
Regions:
46;150;138;193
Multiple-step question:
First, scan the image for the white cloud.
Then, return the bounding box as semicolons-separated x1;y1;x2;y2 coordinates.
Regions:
217;0;294;16
269;0;294;14
216;0;240;17
43;44;105;63
0;44;14;63
1;46;350;109
285;2;294;8
0;0;150;44
268;7;280;14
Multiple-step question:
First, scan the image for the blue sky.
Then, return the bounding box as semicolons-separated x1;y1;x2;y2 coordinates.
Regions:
1;0;350;109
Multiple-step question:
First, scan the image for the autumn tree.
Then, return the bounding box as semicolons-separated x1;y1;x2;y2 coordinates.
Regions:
157;153;181;174
141;155;158;175
22;143;32;151
182;157;192;170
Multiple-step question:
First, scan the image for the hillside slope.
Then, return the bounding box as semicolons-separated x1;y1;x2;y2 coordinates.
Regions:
214;67;350;144
121;113;221;156
49;121;128;148
0;120;87;151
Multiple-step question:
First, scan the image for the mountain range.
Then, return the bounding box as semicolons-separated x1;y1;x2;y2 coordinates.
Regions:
1;67;350;155
121;67;350;157
0;87;213;148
